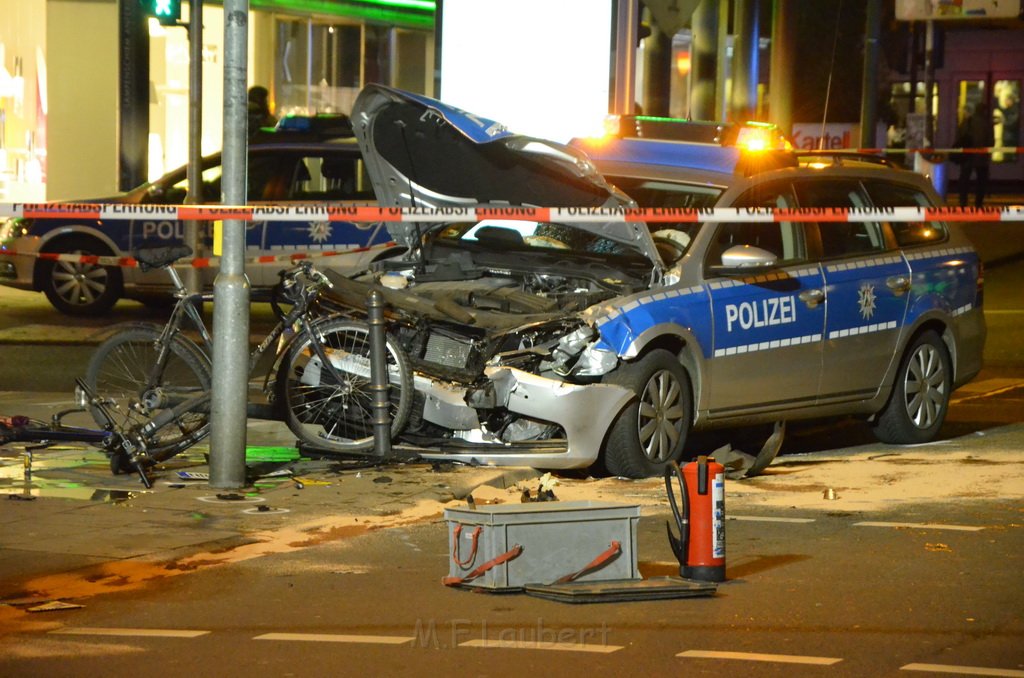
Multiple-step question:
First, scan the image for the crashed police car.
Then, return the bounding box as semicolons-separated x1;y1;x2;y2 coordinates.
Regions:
315;84;985;479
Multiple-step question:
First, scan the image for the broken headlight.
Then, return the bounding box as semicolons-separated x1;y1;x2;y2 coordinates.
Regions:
549;325;618;378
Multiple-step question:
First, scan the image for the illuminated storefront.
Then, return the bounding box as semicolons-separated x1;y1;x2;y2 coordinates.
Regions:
0;0;434;202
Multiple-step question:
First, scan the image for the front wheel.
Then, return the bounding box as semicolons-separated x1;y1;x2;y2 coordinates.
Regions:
85;324;212;461
277;318;413;453
602;349;692;478
872;330;952;444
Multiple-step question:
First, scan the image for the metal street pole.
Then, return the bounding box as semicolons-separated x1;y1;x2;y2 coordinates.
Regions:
612;0;638;115
859;0;881;148
769;0;796;137
690;0;719;121
923;19;936;147
183;0;203;298
732;0;760;122
209;0;250;489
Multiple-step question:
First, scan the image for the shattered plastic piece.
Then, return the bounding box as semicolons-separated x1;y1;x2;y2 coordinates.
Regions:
27;600;84;612
245;446;301;463
2;597;52;607
291;477;330;486
521;487;558;503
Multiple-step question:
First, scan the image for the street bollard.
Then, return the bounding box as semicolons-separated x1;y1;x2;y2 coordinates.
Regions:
367;289;392;458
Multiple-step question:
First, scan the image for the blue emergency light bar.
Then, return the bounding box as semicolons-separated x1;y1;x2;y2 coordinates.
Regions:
571;136;744;175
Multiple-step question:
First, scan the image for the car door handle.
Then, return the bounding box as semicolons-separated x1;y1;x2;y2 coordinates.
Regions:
886;275;911;295
798;288;825;308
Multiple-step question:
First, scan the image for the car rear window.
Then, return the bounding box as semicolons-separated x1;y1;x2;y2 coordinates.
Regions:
863;180;948;247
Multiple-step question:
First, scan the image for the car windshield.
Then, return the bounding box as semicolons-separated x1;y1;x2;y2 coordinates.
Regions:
430;220;652;266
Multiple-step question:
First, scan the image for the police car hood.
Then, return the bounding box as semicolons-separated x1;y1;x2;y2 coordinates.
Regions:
351;85;661;265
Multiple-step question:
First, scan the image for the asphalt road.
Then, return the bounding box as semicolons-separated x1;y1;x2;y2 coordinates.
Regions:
1;499;1021;677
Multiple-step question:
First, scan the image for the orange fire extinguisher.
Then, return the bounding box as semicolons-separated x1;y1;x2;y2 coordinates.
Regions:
665;456;726;582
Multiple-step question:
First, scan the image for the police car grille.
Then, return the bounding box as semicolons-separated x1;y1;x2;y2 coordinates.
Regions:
423;332;472;369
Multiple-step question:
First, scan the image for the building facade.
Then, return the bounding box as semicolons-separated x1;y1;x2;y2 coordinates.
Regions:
0;0;434;202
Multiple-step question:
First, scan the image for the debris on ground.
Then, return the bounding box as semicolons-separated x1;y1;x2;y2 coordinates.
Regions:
26;600;84;613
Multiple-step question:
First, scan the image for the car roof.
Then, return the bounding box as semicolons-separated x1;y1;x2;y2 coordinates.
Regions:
573;134;938;204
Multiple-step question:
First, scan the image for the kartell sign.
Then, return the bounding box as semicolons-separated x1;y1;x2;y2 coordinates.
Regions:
789;123;858;151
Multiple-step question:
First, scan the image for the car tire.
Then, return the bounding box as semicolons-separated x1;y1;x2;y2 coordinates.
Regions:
872;330;952;445
602;349;691;478
40;236;123;316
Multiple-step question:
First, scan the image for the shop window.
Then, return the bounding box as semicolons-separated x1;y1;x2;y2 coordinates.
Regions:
993;80;1020;162
887;82;938;149
275;20;362;116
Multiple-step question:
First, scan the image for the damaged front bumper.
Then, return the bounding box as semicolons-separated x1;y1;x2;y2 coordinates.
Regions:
414;365;634;469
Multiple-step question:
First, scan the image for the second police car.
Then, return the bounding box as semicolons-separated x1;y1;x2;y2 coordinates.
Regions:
305;85;985;479
0;115;390;315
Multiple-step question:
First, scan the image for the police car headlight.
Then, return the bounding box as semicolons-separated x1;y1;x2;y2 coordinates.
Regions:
570;344;618;377
549;324;619;378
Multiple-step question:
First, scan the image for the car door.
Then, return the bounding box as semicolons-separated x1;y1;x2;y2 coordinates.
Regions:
705;181;826;414
793;178;912;402
256;149;389;280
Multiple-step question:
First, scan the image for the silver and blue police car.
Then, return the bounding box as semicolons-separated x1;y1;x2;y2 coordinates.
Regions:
0;116;390;315
314;85;986;479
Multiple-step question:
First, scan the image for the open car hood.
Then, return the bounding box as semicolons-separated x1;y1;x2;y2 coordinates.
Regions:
351;85;661;266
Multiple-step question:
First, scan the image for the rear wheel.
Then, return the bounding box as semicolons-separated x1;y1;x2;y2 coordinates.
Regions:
278;318;412;453
85;324;211;461
602;349;691;478
40;236;123;315
872;330;951;444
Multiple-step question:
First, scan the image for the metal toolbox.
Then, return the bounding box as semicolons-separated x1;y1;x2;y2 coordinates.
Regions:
443;500;641;590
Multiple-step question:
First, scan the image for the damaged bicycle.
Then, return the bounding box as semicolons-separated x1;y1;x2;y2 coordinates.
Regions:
79;245;412;483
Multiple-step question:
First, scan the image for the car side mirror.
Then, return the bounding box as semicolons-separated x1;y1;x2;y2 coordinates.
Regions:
711;244;778;274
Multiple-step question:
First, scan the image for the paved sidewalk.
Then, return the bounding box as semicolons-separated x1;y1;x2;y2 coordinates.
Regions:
0;391;540;595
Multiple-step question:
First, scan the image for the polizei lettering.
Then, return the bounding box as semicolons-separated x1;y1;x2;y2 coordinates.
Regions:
725;296;797;332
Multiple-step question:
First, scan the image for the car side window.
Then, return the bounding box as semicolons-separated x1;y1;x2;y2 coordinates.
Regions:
863;180;948;246
293;155;376;201
794;179;887;258
248;154;292;202
711;181;806;266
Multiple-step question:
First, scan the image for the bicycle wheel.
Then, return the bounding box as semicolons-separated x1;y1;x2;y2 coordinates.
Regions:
85;324;212;460
278;317;413;452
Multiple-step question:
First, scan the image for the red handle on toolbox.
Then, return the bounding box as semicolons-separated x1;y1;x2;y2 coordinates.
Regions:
553;540;622;584
450;525;482;567
442;544;523;587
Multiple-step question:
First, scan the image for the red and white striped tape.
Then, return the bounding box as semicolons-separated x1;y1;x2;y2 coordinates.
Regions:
1;203;1022;223
0;244;395;269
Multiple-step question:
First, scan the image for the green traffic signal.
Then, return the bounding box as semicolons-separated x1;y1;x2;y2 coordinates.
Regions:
145;0;181;26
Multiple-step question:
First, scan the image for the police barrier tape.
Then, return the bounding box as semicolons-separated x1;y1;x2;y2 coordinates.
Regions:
1;202;1022;223
0;244;396;269
1;203;1021;269
831;145;1024;155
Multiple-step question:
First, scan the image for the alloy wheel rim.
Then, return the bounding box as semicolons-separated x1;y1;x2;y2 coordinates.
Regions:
904;343;946;429
637;368;686;462
53;259;108;306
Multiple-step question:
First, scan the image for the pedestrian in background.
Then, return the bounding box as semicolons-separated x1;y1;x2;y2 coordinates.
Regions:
954;101;995;208
248;86;276;137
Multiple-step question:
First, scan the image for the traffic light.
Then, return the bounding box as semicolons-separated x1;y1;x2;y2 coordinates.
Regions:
144;0;181;26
